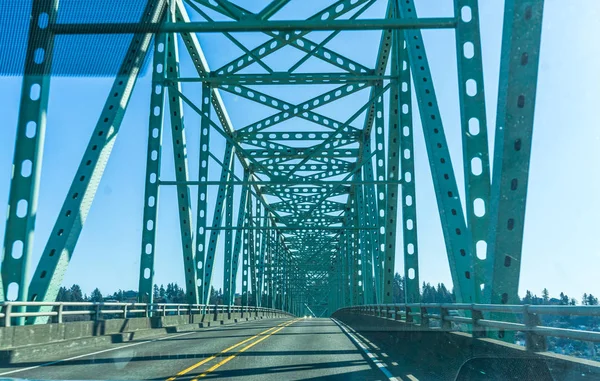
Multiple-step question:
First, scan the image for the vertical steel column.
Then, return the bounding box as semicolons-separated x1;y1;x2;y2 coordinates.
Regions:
138;33;168;303
341;229;350;307
202;143;234;304
399;0;477;303
27;0;167;322
248;197;257;306
282;249;288;311
372;87;387;303
274;233;281;309
241;200;250;307
487;0;544;309
196;82;212;300
355;174;370;304
2;0;58;307
455;0;492;301
228;170;249;304
252;202;261;306
257;203;266;305
362;151;381;303
381;30;402;304
222;155;234;306
266;226;273;308
395;26;420;303
350;193;362;304
165;32;198;304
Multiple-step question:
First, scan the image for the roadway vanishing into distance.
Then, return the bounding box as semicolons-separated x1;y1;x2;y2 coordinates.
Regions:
0;318;442;381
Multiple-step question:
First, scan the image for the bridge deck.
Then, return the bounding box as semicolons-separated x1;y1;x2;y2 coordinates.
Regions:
0;318;403;380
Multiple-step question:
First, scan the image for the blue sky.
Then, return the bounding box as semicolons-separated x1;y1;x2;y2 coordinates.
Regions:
0;0;599;302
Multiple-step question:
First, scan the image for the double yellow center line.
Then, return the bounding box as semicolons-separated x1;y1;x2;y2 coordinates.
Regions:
166;318;300;381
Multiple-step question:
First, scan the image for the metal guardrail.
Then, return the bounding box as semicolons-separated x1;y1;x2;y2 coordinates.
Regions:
336;303;600;352
0;302;290;327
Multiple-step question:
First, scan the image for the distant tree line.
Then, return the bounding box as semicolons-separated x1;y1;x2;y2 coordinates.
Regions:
391;274;598;307
391;273;455;303
57;280;599;308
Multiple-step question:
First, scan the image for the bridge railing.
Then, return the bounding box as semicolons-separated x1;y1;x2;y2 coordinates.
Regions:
0;301;289;326
336;303;600;352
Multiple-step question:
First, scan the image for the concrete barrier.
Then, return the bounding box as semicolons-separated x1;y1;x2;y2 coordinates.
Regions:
333;311;600;380
0;310;293;364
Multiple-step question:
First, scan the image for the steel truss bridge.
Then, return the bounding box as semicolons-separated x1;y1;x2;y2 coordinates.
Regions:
2;0;544;334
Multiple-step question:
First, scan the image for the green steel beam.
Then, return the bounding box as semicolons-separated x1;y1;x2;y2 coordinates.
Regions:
224;171;246;306
2;0;58;309
183;1;273;74
219;84;359;133
211;0;384;76
202;143;234;304
51;19;457;35
372;87;387;302
287;0;376;73
138;32;168;303
174;1;282;224
165;32;199;304
355;173;371;304
257;0;291;20
454;0;492;301
396;27;420;303
399;0;477;303
241;198;250;307
487;0;544;310
249;199;258;306
237;82;369;135
26;0;167;324
196;83;212;301
222;152;234;306
178;73;394;85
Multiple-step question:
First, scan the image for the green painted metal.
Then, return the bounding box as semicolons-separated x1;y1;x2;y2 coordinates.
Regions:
1;0;58;310
398;0;476;303
52;17;457;35
241;197;250;308
371;89;387;303
4;0;547;323
25;0;167;324
487;0;545;318
454;0;492;302
196;83;212;302
138;32;168;303
248;197;257;307
165;32;199;304
201;143;234;304
222;153;235;306
395;28;420;303
226;171;249;305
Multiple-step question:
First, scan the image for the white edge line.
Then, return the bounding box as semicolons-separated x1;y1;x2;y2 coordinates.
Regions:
332;318;401;381
0;318;285;377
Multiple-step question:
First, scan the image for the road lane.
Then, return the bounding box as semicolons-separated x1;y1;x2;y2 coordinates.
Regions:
0;317;392;380
199;318;386;380
0;318;293;380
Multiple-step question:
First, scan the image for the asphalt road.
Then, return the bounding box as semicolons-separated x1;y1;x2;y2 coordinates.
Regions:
0;318;389;380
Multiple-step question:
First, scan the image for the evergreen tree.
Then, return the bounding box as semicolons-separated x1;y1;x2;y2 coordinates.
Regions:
569;298;577;305
559;292;569;305
56;286;70;302
159;284;166;299
392;273;404;303
90;288;103;303
542;288;549;304
70;284;84;302
153;284;160;300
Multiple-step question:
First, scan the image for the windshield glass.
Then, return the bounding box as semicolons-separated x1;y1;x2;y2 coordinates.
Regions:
0;1;598;380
